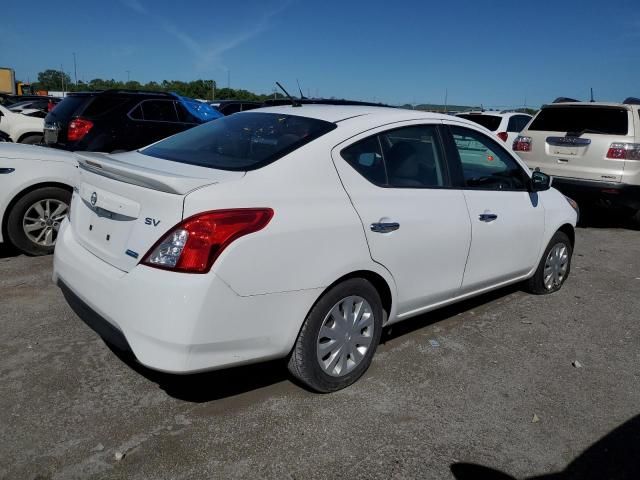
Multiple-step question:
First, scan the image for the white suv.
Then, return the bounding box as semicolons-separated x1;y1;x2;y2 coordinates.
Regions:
514;98;640;223
456;111;532;147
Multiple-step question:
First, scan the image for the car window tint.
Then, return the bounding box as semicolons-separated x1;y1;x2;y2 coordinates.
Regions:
507;115;530;132
129;104;143;120
141;100;178;122
175;102;197;123
142;112;336;171
341;136;386;186
82;96;129;117
380;126;446;188
456;114;502;131
529;106;628;135
219;103;242;115
451;126;528;191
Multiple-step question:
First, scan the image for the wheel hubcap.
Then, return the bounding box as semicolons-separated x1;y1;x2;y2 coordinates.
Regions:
23;199;68;247
316;295;375;377
543;242;569;290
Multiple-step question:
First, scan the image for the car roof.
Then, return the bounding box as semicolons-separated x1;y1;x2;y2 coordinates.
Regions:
543;101;636;109
249;104;453;124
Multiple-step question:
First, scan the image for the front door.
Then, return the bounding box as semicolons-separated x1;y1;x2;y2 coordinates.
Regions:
332;123;472;316
444;123;545;293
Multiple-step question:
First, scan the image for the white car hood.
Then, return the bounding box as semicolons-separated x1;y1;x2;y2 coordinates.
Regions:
0;143;78;165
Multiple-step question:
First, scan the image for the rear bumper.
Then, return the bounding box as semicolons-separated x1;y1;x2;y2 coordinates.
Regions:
551;177;640;210
53;220;321;373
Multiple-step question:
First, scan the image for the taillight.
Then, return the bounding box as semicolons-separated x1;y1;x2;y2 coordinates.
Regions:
606;143;640;160
141;208;274;273
497;132;508;142
513;136;532;152
67;117;93;142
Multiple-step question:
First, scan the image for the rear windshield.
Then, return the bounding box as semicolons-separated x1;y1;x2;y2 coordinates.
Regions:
457;114;502;131
529;106;628;135
141;112;337;171
48;96;90;119
81;96;129;117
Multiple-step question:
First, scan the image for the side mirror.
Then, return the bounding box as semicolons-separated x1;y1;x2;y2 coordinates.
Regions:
530;170;552;192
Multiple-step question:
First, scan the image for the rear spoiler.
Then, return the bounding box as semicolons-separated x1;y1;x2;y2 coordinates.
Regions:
75;152;220;195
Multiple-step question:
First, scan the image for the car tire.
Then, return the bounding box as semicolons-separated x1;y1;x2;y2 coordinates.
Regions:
629;209;640;228
526;231;572;295
19;134;43;145
6;187;71;256
287;278;383;392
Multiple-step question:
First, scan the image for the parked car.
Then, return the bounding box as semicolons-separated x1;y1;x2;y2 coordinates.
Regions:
456;111;532;146
210;100;262;115
0;104;45;144
53;105;577;392
8;97;61;113
44;90;222;153
514;98;640;223
0;143;77;255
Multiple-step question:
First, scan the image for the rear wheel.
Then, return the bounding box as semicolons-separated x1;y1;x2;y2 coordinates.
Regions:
19;134;43;145
288;278;383;392
6;187;71;255
526;231;572;294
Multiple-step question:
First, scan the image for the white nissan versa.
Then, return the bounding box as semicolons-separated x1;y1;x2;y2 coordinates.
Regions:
53;105;578;392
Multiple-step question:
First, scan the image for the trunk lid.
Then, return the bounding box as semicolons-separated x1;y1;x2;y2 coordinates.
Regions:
72;151;244;272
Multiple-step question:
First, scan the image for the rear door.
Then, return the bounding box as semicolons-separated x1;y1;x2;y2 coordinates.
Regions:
333;123;472;315
443;122;544;292
519;105;632;182
129;100;188;148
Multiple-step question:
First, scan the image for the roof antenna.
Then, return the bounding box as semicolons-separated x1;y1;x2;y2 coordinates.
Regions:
590;87;595;103
275;82;301;107
296;79;307;99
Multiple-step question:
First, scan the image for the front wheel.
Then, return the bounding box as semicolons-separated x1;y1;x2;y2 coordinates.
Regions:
288;278;383;392
526;231;573;294
6;187;71;255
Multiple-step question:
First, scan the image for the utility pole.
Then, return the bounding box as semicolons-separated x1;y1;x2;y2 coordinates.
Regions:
444;88;448;113
60;64;65;93
227;70;230;89
73;52;78;86
126;70;130;83
211;80;215;101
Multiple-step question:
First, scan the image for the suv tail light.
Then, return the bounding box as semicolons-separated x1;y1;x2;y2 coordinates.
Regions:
513;136;532;152
67;117;93;142
606;143;640;160
497;132;508;142
141;208;274;273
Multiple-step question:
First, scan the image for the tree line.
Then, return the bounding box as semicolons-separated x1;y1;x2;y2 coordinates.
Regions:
32;69;279;101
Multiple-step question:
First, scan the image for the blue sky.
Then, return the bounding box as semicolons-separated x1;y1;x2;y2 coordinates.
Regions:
1;0;639;107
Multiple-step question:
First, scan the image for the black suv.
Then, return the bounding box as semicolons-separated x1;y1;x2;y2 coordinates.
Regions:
43;90;221;152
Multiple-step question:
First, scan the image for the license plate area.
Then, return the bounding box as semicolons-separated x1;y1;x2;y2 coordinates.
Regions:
44;128;58;144
551;145;579;156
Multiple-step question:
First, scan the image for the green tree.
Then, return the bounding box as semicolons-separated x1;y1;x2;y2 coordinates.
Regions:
36;69;72;91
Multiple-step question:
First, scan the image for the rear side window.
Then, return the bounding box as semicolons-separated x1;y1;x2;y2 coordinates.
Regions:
342;125;447;188
529;107;628;135
141;112;336;171
81;96;129;117
48;96;88;119
141;100;179;122
457;114;502;131
507;115;531;132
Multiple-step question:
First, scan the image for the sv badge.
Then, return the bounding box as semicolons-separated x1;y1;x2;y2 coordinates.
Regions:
144;217;161;227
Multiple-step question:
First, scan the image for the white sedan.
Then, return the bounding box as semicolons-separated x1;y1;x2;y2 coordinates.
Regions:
53;105;578;392
0;143;76;255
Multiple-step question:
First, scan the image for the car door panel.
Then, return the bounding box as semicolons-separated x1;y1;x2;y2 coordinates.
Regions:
443;123;545;292
332;123;472;315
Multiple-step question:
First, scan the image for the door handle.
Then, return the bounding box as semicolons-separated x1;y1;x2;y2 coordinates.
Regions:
479;213;498;222
370;222;400;233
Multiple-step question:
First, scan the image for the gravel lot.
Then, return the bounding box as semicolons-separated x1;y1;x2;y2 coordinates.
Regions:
1;213;639;480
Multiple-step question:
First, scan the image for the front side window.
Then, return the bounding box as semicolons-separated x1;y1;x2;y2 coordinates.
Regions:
342;125;447;188
450;126;528;191
141;112;336;171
